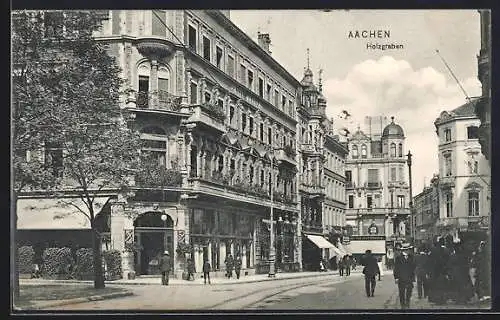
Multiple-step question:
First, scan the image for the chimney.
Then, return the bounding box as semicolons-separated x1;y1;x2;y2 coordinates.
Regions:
257;32;272;54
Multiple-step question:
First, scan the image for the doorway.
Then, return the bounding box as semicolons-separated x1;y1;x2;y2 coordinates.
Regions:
134;212;174;276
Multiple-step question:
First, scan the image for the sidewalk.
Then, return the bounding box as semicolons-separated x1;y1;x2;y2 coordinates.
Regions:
21;269;362;287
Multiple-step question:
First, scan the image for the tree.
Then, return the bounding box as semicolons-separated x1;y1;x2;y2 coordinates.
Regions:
12;10;141;293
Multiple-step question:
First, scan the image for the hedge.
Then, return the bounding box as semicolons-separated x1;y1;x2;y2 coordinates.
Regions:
42;247;75;279
74;248;94;280
18;246;35;274
103;249;122;280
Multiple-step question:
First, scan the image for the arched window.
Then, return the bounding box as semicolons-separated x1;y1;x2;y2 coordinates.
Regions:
361;144;367;158
352;145;359;158
398;143;403;157
138;61;151;93
141;126;167;167
390;143;397;157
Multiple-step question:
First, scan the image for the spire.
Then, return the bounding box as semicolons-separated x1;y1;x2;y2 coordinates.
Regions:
391;116;395;123
307;48;310;70
318;68;323;93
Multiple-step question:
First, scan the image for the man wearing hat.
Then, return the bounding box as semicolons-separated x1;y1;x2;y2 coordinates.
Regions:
160;250;172;285
394;243;416;309
361;249;380;297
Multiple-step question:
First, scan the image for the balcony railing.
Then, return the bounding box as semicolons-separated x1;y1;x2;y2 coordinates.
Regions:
199;102;226;122
275;147;297;165
135;166;183;188
135;90;183;112
309;106;326;117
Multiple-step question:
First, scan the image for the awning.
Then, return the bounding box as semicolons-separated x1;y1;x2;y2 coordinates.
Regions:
345;240;386;254
17;197;111;230
306;234;336;249
329;245;345;259
337;242;350;255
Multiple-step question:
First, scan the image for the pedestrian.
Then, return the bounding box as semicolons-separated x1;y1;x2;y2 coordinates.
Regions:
427;238;451;304
160;250;171;286
234;255;242;279
225;254;234;279
449;242;474;304
187;258;196;281
394;243;416;309
414;247;429;299
361;249;380;297
475;241;490;302
338;256;344;276
203;259;211;284
344;255;351;276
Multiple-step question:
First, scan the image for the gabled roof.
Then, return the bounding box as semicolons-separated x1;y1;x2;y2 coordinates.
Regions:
350;129;370;141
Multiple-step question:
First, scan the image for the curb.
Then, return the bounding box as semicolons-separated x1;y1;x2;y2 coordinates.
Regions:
16;291;134;310
22;271;362;287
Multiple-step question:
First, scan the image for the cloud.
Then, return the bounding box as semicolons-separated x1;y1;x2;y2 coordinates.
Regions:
323;55;481;194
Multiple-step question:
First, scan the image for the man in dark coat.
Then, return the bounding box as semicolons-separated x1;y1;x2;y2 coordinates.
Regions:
203;259;211;285
361;250;380;297
160;251;172;285
414;248;429;299
225;254;234;279
428;238;451;304
338;257;344;276
187;258;196;281
344;255;351;276
234;255;242;279
394;244;416;309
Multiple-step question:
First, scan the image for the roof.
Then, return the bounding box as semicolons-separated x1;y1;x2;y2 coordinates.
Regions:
450;98;480;117
382;117;404;138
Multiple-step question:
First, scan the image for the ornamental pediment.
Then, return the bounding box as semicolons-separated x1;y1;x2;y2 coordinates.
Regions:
464;182;483;190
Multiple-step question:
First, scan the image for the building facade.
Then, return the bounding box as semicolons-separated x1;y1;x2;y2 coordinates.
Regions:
434;99;491;244
18;10;305;279
344;117;411;262
413;174;440;246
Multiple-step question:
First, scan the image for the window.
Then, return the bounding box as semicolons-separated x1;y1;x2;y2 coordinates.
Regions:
289;100;293;115
390;143;396;157
242;113;247;132
361;144;367;158
202;36;211;61
189;82;198;104
260;170;265;188
260;123;264;141
398;143;403;157
218;156;224;172
274;89;279;106
267;84;272;101
152;10;165;37
467;126;479;139
247;70;254;89
216;46;223;69
240;64;246;84
367;169;378;183
391;168;397;181
139;75;149;92
229;106;235;125
158;77;168;92
44;11;64;38
367;195;373;209
468;191;479;216
397;195;405;208
249;165;254;184
188;25;197;53
345;170;352;182
258;78;264;97
348;195;354;208
218;98;224;109
352;145;358;158
45;141;63;177
444;128;451;142
190;146;197;177
468;160;479;174
399;167;404;182
446;193;453;217
444;154;452;176
227;55;235;77
249;117;254;136
204;92;211;103
282;95;286;110
268;127;272;145
141;127;167;167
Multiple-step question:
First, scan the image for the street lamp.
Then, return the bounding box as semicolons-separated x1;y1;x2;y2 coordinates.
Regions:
269;151;276;278
161;214;168;252
406;151;413;244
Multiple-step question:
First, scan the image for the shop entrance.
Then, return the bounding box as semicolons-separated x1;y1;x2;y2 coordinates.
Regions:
134;212;174;276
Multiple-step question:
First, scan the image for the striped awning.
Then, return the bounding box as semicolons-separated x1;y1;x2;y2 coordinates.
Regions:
17;197;110;230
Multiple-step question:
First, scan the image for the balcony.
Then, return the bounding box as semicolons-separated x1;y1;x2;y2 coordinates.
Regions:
186;102;226;132
135;166;183;188
275;145;297;166
132;90;184;113
301;143;322;155
300;183;325;197
302;223;324;234
309;106;326;117
365;181;382;189
436;216;490;231
346;181;355;189
135;37;176;60
439;176;455;189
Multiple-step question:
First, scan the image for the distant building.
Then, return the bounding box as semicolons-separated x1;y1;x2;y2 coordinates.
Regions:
413;175;440;246
434;99;491;243
344;117;411;263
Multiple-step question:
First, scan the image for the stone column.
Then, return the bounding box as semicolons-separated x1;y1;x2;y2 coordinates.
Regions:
201;152;207;178
150;60;159;107
197;148;202;178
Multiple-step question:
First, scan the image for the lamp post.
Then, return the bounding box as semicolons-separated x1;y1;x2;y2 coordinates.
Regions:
406;151;413;244
161;214;168;253
269;152;276;278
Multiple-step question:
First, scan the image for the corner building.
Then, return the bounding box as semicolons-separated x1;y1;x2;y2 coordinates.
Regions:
96;10;301;279
344;117;411;265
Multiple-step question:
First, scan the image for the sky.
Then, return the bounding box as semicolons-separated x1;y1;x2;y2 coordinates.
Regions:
230;9;482;195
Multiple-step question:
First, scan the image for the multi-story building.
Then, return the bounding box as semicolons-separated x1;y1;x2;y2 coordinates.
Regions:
344;117;411;263
413;174;440;246
296;66;348;270
475;10;491;163
434;99;490;244
17;10;303;279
